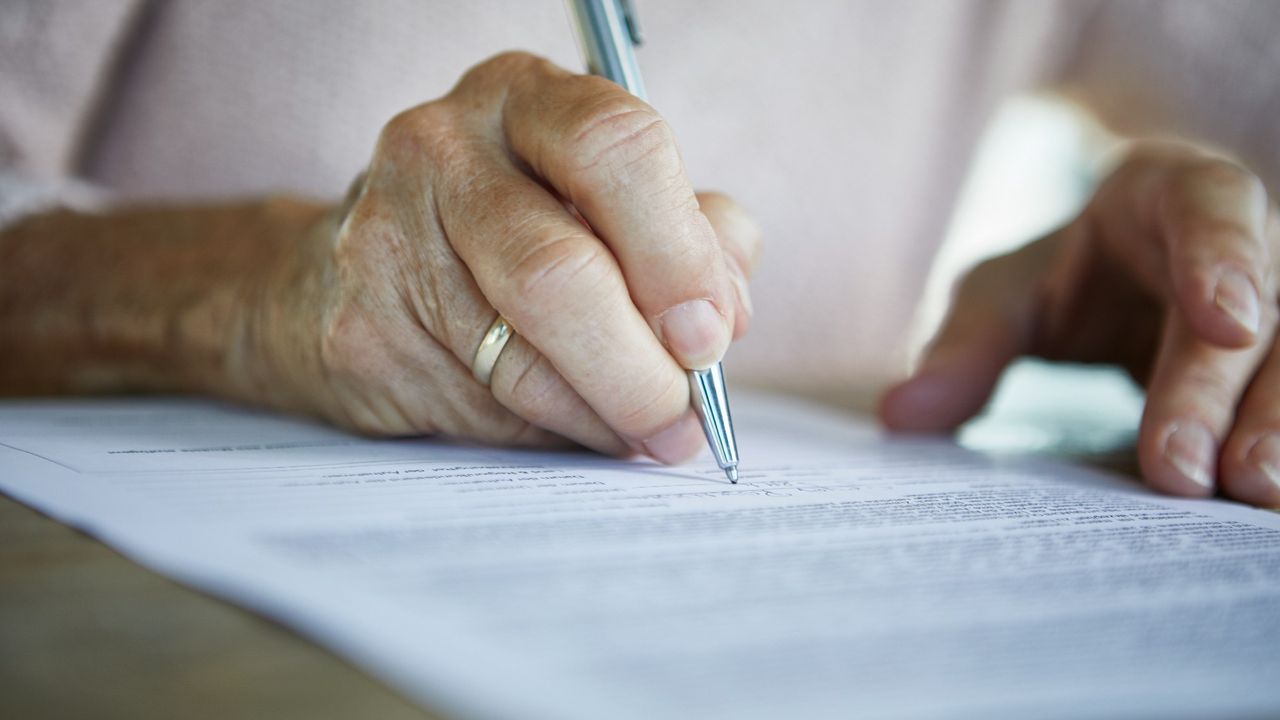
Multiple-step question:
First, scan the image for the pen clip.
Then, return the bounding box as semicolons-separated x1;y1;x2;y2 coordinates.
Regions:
621;0;643;46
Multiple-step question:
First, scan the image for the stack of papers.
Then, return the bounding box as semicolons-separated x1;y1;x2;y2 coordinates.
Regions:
1;394;1277;719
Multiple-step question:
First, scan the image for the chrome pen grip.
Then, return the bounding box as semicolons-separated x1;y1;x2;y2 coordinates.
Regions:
690;363;739;482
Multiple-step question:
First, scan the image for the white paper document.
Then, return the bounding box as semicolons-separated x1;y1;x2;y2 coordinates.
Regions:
1;395;1278;719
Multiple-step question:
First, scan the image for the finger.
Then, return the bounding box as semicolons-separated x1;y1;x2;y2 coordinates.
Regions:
1218;321;1280;507
336;165;631;456
696;192;762;277
399;279;627;455
1137;311;1269;498
878;255;1032;432
410;300;627;455
1156;158;1273;347
487;332;630;456
318;295;564;449
696;191;761;339
436;144;705;464
493;54;736;370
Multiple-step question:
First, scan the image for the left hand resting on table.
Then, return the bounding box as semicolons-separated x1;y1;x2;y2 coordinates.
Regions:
879;141;1279;507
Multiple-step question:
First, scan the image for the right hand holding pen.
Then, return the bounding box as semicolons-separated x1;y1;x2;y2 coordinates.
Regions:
256;52;760;461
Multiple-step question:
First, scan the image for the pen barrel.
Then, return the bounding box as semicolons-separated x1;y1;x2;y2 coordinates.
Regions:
689;364;739;471
567;0;739;477
566;0;648;100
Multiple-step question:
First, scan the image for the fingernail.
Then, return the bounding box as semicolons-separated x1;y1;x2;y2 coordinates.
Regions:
1246;434;1280;491
659;299;729;369
642;413;704;464
1215;269;1260;335
1163;421;1215;490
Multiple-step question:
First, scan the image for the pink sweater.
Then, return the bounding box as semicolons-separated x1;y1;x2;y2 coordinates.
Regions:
2;1;1278;398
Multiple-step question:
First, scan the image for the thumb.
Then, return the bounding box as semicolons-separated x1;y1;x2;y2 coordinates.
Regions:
877;260;1033;432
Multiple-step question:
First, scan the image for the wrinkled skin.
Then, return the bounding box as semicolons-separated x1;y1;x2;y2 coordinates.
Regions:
881;142;1280;507
4;52;1276;509
253;52;760;462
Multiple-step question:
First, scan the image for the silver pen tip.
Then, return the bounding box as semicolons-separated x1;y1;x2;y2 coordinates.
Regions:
726;466;738;484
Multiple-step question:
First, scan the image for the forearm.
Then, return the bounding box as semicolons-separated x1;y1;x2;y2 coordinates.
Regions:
0;198;331;405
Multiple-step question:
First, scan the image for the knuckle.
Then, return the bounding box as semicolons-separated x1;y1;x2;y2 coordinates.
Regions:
1177;363;1239;403
1179;216;1253;248
1185;159;1264;197
460;50;545;89
504;232;615;316
377;101;459;166
669;212;722;270
1176;216;1259;269
563;93;674;175
448;166;507;219
497;353;562;423
378;107;425;156
611;364;686;439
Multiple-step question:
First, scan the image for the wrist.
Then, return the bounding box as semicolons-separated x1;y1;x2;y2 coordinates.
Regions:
211;198;339;416
0;198;333;401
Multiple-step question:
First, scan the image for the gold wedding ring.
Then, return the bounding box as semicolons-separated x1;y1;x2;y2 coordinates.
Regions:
472;315;516;386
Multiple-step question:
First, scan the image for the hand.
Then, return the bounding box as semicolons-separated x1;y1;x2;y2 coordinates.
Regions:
879;141;1279;507
251;52;759;461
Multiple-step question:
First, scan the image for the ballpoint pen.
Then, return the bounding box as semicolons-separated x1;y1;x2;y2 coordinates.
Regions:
567;0;740;483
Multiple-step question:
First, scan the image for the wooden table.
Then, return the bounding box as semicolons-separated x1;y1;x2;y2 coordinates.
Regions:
0;494;438;720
